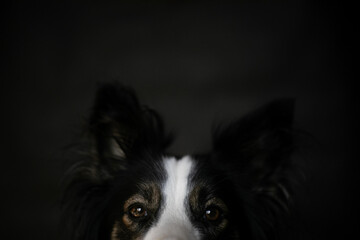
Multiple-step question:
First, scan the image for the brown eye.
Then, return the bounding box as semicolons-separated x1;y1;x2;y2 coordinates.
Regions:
205;207;221;222
129;205;148;218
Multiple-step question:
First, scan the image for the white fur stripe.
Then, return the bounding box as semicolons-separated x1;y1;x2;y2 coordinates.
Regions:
163;156;193;216
144;156;199;240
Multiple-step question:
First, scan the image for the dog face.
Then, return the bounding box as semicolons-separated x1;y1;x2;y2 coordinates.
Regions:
62;84;295;240
109;155;246;240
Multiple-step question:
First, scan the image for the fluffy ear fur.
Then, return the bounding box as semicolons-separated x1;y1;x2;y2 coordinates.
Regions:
89;83;172;170
212;99;295;215
61;84;172;240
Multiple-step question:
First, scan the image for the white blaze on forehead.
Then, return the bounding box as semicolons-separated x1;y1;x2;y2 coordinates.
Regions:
144;156;200;240
163;156;193;215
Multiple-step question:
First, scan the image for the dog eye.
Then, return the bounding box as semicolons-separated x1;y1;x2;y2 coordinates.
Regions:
129;205;148;219
204;207;221;222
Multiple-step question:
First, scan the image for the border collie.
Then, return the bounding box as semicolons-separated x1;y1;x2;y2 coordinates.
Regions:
62;83;297;240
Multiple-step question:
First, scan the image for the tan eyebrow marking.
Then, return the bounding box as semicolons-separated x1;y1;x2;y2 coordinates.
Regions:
123;194;147;211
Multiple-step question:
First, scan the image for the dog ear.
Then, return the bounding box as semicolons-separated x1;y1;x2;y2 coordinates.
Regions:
212;99;295;211
89;83;172;169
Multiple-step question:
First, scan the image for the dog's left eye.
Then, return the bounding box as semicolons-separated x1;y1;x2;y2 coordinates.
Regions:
129;205;148;219
204;206;221;222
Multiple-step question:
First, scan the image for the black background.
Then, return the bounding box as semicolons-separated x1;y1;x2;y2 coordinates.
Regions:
1;1;356;239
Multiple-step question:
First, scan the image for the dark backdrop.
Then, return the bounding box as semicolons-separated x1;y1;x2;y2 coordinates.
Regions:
1;1;356;239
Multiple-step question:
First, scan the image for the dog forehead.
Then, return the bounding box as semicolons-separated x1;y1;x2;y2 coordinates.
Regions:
161;155;195;205
133;155;217;204
142;156;200;240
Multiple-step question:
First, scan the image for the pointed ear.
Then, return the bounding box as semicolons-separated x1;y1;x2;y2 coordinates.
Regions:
213;99;295;210
89;83;172;169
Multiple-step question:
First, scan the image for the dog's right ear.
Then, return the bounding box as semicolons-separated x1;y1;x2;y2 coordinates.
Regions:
89;83;172;169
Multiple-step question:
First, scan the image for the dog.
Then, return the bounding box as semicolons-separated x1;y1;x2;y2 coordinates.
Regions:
62;83;297;240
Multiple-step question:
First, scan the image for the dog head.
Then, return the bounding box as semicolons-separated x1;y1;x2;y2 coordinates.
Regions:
62;83;296;240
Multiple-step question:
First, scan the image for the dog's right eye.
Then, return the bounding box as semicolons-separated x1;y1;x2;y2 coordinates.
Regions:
128;204;148;219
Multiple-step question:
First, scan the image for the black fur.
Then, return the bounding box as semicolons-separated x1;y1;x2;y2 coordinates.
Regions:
62;83;297;240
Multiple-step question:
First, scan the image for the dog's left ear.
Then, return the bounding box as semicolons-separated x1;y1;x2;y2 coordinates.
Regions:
89;83;172;169
213;99;295;211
